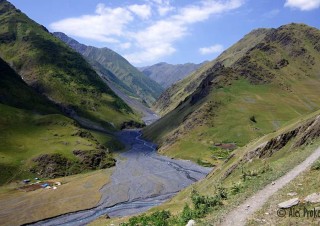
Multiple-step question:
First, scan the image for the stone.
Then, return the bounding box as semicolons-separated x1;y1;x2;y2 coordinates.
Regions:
287;192;298;196
278;198;299;208
304;193;320;203
186;220;196;226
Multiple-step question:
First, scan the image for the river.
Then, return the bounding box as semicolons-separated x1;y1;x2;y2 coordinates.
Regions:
27;115;212;226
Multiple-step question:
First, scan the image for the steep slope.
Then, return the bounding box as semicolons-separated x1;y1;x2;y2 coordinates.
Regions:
139;62;206;88
154;28;270;116
0;57;58;114
0;0;139;129
0;58;117;185
53;32;164;106
144;23;320;165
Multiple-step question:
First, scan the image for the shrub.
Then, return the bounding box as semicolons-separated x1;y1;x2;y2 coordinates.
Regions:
250;115;257;123
121;210;171;226
230;182;242;195
311;160;320;170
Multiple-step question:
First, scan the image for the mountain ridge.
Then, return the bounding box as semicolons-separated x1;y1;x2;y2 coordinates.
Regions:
143;23;320;165
153;27;271;116
139;61;206;88
53;32;164;106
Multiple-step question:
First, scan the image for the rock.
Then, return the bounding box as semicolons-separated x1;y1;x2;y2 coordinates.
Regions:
287;192;297;196
278;198;299;208
272;182;275;185
186;219;196;226
298;183;303;186
304;193;320;203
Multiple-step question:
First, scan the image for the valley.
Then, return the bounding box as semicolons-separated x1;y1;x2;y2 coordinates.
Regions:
1;0;320;226
0;116;211;226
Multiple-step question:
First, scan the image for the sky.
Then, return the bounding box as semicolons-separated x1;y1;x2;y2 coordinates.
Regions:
8;0;320;66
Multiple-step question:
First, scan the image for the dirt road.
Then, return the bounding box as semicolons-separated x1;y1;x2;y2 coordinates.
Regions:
220;146;320;226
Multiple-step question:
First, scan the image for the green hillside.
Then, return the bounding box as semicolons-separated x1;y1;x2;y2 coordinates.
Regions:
144;23;320;165
0;58;119;185
153;28;270;116
0;0;140;129
0;57;58;113
53;32;164;107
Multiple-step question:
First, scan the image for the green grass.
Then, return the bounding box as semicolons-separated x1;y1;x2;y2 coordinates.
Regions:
146;24;320;166
0;103;120;185
145;77;320;166
153;28;270;116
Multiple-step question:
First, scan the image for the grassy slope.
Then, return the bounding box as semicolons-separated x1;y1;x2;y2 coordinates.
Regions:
0;49;121;185
0;57;58;114
0;103;119;185
153;28;270;116
0;0;140;129
95;110;320;226
144;23;320;165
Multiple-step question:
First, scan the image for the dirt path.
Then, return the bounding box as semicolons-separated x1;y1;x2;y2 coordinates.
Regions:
221;146;320;226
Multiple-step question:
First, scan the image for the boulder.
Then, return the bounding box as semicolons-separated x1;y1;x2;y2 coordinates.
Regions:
186;219;196;226
304;193;320;203
278;198;299;208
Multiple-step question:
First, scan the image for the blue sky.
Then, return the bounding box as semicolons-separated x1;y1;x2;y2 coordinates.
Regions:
9;0;320;66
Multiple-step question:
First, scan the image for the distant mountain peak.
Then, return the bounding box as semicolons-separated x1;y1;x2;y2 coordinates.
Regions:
140;61;206;88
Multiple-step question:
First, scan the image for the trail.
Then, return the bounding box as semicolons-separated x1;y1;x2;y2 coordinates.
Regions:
220;146;320;226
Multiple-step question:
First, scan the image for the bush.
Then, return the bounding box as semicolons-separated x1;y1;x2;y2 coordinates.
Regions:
230;182;242;195
250;115;257;123
121;210;171;226
311;160;320;170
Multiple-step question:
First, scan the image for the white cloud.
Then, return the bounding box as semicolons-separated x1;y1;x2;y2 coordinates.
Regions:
128;4;152;19
199;44;224;55
50;4;133;43
158;5;175;16
50;0;244;64
126;0;243;63
284;0;320;11
173;0;243;24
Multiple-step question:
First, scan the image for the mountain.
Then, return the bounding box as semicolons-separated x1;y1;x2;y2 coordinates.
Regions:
139;62;206;88
154;28;270;116
0;0;140;129
0;57;118;185
143;23;320;165
0;57;58;114
53;32;164;107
